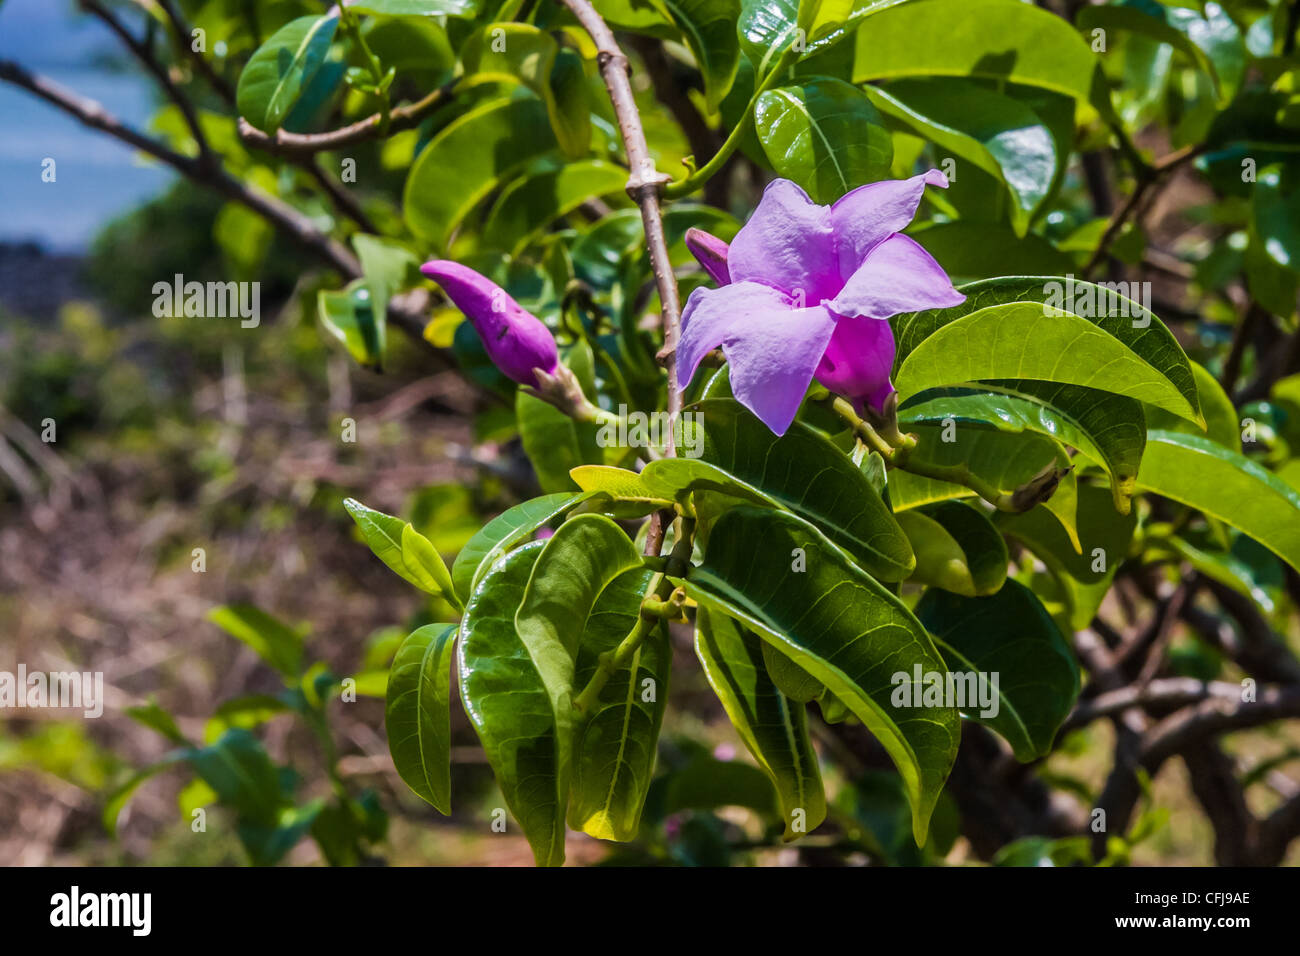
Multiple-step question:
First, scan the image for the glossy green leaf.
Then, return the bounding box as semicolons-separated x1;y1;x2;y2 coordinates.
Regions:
853;0;1097;102
385;623;458;814
901;500;1007;596
998;482;1137;630
689;399;915;580
319;279;383;368
1136;430;1300;573
458;543;564;865
509;516;645;849
569;567;668;840
351;0;476;16
896;301;1198;422
518;392;596;493
349;235;418;364
343;498;459;605
865;80;1057;234
888;422;1069;513
760;640;824;704
451;492;589;601
1076;5;1221;98
208;604;304;678
1144;359;1240;452
236;16;339;133
893;277;1201;425
697;608;826;838
570;465;675;514
916;580;1079;761
404;97;556;248
483;162;628;254
755;77;892;204
459;24;590;157
683;506;959;843
662;0;740;112
1254;163;1300;274
899;383;1146;513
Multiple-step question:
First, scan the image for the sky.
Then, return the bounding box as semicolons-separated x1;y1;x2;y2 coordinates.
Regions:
0;0;173;251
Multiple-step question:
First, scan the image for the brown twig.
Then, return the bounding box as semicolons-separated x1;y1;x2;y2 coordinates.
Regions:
0;58;443;361
236;81;456;157
556;0;683;556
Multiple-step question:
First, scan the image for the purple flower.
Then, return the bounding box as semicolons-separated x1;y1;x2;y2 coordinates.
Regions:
678;171;965;435
421;260;559;387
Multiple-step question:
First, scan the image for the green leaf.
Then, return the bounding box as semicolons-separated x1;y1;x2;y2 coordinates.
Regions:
451;492;589;601
909;222;1076;278
892;277;1201;426
898;500;1007;596
864;80;1057;234
125;700;188;745
899;384;1146;513
895;301;1199;422
1136;431;1300;574
236;15;339;133
1144;359;1240;452
662;0;741;112
459;24;590;157
687;398;915;581
1076;5;1222;99
351;0;477;16
760;640;824;703
998;482;1137;630
507;516;644;854
1254;163;1300;274
459;543;568;865
208;604;304;678
696;608;826;839
104;752;188;838
385;624;458;814
350;235;419;363
755;77;893;204
188;729;284;827
205;694;292;744
517;392;597;493
403;96;557;249
569;567;669;840
888;422;1069;513
683;506;959;844
343;498;459;606
483;161;628;254
916;580;1079;761
318;279;383;368
570;465;675;515
852;0;1097;102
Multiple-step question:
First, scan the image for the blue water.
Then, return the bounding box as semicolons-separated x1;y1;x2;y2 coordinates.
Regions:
0;0;172;251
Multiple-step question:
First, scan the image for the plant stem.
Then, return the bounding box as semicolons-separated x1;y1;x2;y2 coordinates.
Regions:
557;0;684;557
662;48;799;200
573;517;695;714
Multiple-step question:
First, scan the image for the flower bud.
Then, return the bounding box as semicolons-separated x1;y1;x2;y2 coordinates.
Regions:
684;227;731;286
420;260;558;387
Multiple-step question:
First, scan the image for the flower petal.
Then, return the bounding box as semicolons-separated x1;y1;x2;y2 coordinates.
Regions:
685;227;732;286
676;280;837;435
828;232;965;320
815;315;897;413
421;260;558;386
829;169;948;281
727;179;839;304
726;303;838;435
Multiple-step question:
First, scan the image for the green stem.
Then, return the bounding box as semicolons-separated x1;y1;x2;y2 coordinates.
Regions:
340;8;391;131
573;517;695;714
662;48;799;200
